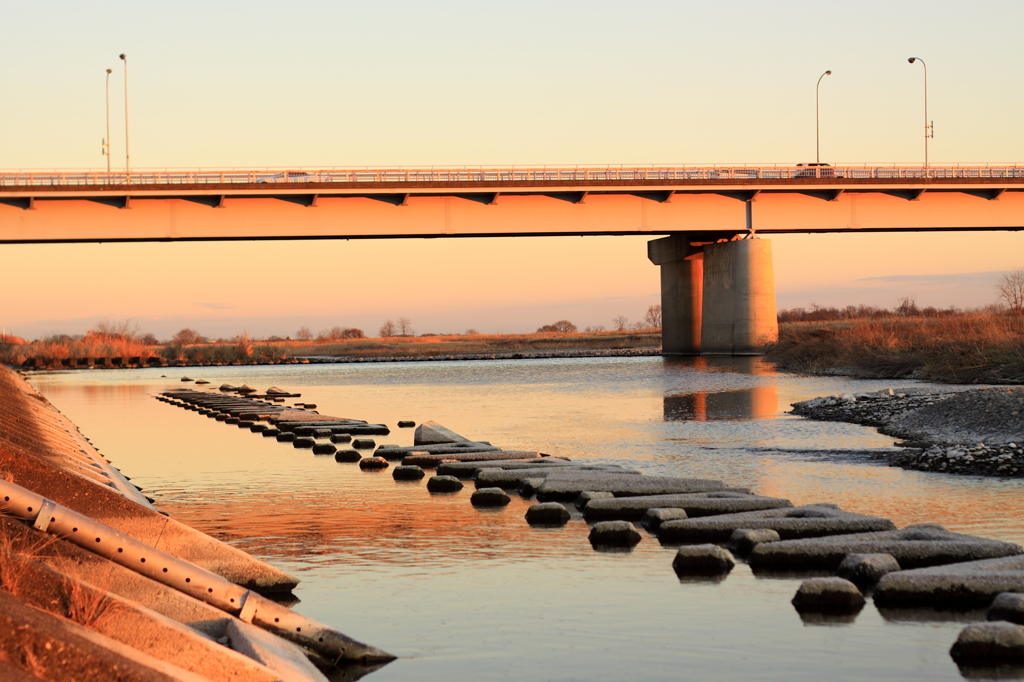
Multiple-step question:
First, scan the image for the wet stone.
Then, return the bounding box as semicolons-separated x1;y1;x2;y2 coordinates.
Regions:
334;449;362;463
728;528;781;555
791;577;865;614
427;476;464;493
276;432;297;442
641;508;690;532
950;622;1024;663
262;428;281;437
352;438;377;450
672;544;735;576
359;457;389;470
330;434;352;444
836;553;901;589
526;502;571;526
392;465;425;481
313;428;333;439
237;420;254;428
471;487;511;507
398;420;416;428
589;521;642;547
575;491;616;510
250;424;268;432
312;443;337;455
223;416;238;424
293;437;316;449
989;593;1024;625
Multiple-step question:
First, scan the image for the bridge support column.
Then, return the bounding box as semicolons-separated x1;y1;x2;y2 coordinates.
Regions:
647;234;704;355
700;238;778;356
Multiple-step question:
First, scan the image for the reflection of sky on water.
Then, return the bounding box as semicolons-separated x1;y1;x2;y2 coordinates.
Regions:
29;358;1024;681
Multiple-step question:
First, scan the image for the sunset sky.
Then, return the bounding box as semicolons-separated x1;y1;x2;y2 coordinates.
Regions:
2;1;1023;339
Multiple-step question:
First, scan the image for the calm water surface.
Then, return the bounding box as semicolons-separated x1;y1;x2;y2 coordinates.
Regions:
29;357;1024;681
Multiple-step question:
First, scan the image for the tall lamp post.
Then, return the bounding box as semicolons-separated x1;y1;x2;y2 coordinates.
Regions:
816;70;832;164
104;68;112;173
120;53;131;178
907;57;933;169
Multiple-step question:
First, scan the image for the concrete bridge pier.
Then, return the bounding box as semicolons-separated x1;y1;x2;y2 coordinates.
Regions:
648;234;778;356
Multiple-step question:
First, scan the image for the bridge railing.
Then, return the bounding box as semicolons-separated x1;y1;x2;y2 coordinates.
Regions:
1;164;1023;187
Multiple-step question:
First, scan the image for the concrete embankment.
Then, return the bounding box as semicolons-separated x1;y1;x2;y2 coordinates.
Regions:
791;386;1024;477
0;365;394;681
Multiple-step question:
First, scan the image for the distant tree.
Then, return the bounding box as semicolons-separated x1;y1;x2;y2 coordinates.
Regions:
232;331;254;359
140;333;159;346
172;328;203;346
397;317;414;337
996;268;1024;315
643;304;663;329
464;329;479;336
537;320;577;333
895;296;920;317
584;325;606;333
340;327;365;339
295;326;313;341
93;318;140;341
379;319;397;338
612;315;629;331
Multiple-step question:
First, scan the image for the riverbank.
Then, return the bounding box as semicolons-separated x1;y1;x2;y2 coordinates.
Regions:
0;364;391;680
766;312;1024;384
792;385;1024;477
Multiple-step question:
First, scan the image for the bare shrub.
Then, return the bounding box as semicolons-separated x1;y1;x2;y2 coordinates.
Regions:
172;328;203;345
612;315;629;331
584;325;606;333
996;268;1024;315
464;329;480;336
379;319;397;338
295;327;313;341
644;304;662;329
397;317;414;337
537;320;577;333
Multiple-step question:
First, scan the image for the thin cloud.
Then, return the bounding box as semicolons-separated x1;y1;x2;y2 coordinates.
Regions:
193;302;235;310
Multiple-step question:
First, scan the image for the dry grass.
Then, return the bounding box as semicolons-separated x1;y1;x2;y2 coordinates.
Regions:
767;311;1024;383
61;570;124;630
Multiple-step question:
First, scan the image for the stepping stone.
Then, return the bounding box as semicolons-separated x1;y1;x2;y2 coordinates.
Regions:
950;622;1024;664
836;553;902;589
728;528;781;554
748;525;1021;573
237;420;254;428
471;488;511;507
359;457;389;470
438;458;573;479
392;465;425;481
426;476;464;493
874;554;1024;610
990;593;1024;625
334;450;362;463
582;492;788;522
262;428;281;437
475;466;637;490
376;443;502;458
352;439;376;450
658;505;895;545
225;417;239;424
276;432;297;442
791;577;865;614
313;428;333;438
525;502;571;526
404;451;541;469
250;424;268;433
537;475;729;502
312;443;336;455
293;438;316;449
589;521;641;547
574;491;615;510
330;434;352;444
672;544;735;576
398;420;416;428
641;508;690;532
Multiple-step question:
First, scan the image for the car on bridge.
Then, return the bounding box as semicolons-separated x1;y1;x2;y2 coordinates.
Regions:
794;163;842;178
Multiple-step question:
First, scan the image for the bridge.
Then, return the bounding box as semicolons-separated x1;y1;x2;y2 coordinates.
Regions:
3;163;1023;356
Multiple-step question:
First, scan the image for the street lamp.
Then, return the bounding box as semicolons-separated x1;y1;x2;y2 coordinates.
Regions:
907;57;934;169
120;53;130;177
104;68;112;173
816;70;832;164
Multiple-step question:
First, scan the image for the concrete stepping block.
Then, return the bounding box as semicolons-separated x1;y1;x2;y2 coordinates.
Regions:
526;502;571;526
237;420;255;428
574;491;615;510
404;451;542;469
262;428;281;437
438;458;573;479
475;466;638;490
583;492;788;522
352;438;376;449
392;465;425;481
359;456;389;470
471;487;512;507
989;593;1024;625
748;525;1021;573
427;475;464;493
312;428;333;438
250;424;268;432
398;420;416;428
330;433;352;444
415;421;473;445
225;417;240;424
837;553;902;588
312;443;337;455
375;443;501;457
215;414;229;421
672;544;735;576
642;508;690;532
589;521;642;547
537;475;729;502
376;448;416;461
874;554;1024;610
293;437;316;449
950;622;1024;664
658;505;895;545
334;449;362;463
518;478;548;497
792;577;865;614
728;528;781;554
276;432;297;442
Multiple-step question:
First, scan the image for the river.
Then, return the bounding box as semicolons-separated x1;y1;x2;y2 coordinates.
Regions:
28;356;1024;681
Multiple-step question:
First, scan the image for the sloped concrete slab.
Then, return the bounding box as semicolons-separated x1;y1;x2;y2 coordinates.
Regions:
227;619;329;682
414;421;473;445
657;505;895;545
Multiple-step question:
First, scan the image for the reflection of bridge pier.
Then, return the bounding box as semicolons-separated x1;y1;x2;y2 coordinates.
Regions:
649;233;777;356
662;357;778;421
